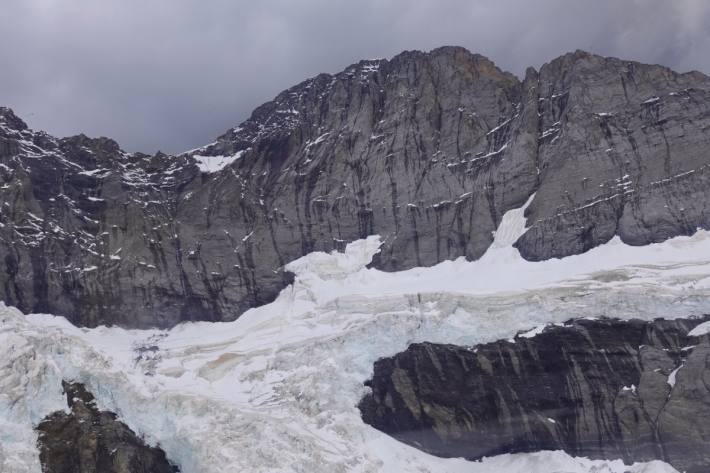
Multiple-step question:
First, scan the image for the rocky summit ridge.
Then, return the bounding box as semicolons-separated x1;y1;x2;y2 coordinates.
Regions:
2;46;710;328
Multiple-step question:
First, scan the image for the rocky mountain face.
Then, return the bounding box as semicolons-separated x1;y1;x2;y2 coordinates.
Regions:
2;47;710;328
359;317;710;473
37;382;179;473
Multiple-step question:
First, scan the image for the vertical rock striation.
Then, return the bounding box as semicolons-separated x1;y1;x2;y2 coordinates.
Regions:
1;46;710;327
359;317;710;473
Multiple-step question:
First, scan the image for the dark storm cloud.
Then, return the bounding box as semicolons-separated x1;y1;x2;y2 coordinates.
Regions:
2;0;710;153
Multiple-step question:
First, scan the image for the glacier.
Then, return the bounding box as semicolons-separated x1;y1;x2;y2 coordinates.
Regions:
2;199;710;472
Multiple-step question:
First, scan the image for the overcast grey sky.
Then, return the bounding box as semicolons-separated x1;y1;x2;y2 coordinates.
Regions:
3;0;710;153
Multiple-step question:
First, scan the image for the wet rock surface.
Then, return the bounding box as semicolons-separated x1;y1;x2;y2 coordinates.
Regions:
359;316;710;473
2;46;710;328
36;381;179;473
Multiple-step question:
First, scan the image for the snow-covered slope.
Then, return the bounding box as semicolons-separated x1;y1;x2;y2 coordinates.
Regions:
3;198;710;472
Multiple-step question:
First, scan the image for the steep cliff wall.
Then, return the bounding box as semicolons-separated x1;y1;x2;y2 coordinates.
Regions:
2;47;709;327
360;317;710;473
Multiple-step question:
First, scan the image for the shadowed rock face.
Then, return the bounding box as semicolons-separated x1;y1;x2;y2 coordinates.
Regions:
2;46;710;328
359;317;710;473
36;382;179;473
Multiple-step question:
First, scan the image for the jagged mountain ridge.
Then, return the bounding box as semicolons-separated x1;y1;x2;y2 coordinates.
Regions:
2;46;710;328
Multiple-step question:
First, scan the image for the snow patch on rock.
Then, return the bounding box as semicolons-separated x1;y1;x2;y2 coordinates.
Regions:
689;321;710;337
192;150;246;173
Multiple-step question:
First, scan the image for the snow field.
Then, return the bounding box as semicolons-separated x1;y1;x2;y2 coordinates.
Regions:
3;197;710;472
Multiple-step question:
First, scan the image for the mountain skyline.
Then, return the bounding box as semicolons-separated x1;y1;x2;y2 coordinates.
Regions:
3;0;710;154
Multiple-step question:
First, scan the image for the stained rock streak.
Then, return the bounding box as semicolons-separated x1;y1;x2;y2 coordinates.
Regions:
360;317;710;473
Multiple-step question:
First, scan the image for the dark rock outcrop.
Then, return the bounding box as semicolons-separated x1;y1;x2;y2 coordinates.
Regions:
36;381;179;473
359;317;710;473
2;46;710;327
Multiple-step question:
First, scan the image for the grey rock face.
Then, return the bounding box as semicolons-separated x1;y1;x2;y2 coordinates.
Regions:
2;46;710;327
517;51;710;259
36;381;179;473
359;317;710;473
